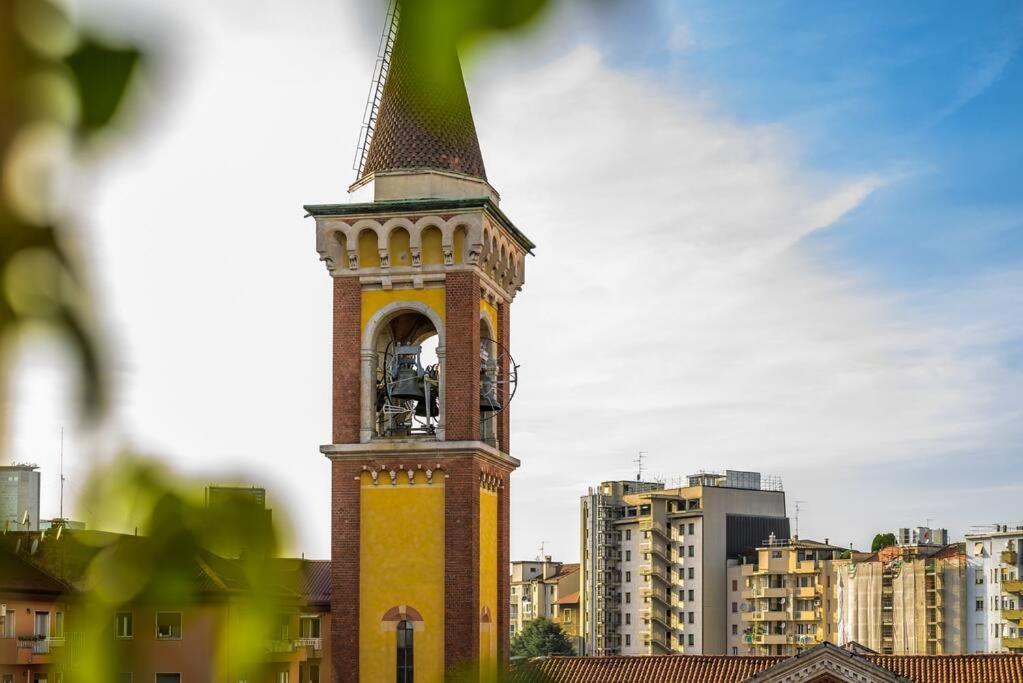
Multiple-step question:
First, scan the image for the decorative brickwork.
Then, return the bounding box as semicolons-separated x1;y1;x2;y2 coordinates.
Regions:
331;459;363;683
444;271;481;441
444;455;482;674
498;301;511;455
332;277;362;444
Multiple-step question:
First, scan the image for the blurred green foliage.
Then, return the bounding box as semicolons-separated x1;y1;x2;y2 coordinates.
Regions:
1;0;142;417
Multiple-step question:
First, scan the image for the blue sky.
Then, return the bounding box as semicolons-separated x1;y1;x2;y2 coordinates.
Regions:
11;0;1021;559
604;0;1023;287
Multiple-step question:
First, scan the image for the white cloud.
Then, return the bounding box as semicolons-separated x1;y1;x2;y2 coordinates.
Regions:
7;2;1020;562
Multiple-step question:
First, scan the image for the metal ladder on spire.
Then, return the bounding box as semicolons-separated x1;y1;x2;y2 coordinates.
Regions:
353;0;400;178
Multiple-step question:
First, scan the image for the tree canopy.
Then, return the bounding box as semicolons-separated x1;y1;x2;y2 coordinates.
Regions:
511;618;575;658
871;532;897;552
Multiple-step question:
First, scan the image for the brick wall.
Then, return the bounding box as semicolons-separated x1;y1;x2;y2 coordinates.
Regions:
497;301;511;455
333;277;362;444
331;459;362;682
445;455;482;674
444;272;481;441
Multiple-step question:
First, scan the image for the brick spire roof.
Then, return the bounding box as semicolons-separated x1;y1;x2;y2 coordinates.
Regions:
360;18;487;181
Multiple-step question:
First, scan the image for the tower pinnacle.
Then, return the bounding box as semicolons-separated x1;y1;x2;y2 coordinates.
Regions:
358;13;487;182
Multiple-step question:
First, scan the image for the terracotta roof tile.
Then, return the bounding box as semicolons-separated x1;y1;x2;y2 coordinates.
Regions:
553;591;579;606
866;654;1023;683
514;654;783;683
360;18;486;181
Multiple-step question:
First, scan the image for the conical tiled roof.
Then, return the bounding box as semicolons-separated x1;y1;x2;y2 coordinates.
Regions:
360;18;487;181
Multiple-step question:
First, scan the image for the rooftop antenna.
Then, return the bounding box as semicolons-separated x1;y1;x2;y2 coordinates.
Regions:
59;427;65;520
353;0;401;178
634;451;647;482
793;500;807;539
537;541;546;561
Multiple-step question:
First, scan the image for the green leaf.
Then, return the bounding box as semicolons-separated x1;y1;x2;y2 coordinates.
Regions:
63;36;140;136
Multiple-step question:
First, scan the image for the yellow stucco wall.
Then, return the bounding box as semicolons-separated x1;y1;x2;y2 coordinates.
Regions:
361;288;446;332
479;488;499;681
421;227;444;265
360;470;445;683
480;300;498;340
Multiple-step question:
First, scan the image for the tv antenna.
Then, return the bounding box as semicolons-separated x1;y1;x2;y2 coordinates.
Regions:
537;540;546;561
59;427;65;519
794;500;807;539
634;451;648;482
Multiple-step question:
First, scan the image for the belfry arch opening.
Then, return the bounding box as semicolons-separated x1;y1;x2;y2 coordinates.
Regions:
372;310;441;438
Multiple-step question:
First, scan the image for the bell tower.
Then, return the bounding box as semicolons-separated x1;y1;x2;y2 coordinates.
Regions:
305;6;532;683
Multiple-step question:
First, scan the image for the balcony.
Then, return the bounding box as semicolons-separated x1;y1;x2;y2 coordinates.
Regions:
639;565;670;585
1003;637;1023;651
265;639;296;654
794;560;820;574
1003;580;1023;595
744;587;788;599
296;637;322;652
751;633;788;646
794;610;821;621
742;610;789;623
1002;550;1018;565
639;520;669;539
1002;609;1023;624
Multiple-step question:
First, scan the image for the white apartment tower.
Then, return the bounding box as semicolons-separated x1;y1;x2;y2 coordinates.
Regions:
580;471;788;655
966;525;1023;653
1;464;41;531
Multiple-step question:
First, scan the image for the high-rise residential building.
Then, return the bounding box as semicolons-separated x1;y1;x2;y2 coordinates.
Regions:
836;542;968;655
965;525;1023;653
1;464;41;531
510;558;580;649
898;526;949;548
579;471;788;656
729;536;848;657
303;4;533;679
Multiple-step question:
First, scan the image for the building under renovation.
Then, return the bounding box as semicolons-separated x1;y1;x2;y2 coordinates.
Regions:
836;543;968;654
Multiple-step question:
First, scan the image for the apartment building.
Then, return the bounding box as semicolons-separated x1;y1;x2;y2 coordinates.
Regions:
580;471;788;656
510;558;578;638
0;530;331;682
836;542;967;655
1;465;41;532
899;526;949;547
728;536;847;657
965;525;1023;653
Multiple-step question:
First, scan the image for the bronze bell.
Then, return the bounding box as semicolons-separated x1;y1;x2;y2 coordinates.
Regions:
390;365;425;401
480;367;501;412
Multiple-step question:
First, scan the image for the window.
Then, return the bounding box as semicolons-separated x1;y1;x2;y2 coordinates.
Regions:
307;664;320;683
277;672;290;683
116;612;133;639
688;568;694;579
731;602;738;613
2;609;13;638
4;676;15;683
396;619;414;683
156;612;182;640
688;523;695;535
625;634;631;646
732;646;738;655
688;590;694;602
299;615;321;639
687;634;694;646
976;599;984;612
625;550;631;562
688;612;694;624
772;550;782;559
625;529;631;541
976;574;985;585
625;613;631;625
625;592;631;604
688;546;694;557
155;676;180;683
53;611;64;638
625;571;631;582
562;608;571;623
731;579;738;591
732;624;738;635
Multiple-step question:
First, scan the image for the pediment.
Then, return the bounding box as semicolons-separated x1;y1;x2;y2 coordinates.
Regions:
746;643;908;683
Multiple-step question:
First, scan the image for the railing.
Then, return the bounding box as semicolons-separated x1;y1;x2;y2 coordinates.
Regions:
639;520;668;538
1001;609;1023;623
265;639;296;653
296;637;322;650
16;637;63;654
1004;580;1023;595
